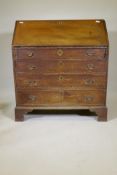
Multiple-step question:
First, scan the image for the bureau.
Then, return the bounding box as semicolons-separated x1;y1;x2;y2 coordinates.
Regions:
12;20;109;121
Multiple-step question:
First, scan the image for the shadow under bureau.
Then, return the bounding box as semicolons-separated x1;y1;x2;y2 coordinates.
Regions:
12;20;109;121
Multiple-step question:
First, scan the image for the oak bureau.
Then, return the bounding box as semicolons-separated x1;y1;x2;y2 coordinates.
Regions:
12;20;109;121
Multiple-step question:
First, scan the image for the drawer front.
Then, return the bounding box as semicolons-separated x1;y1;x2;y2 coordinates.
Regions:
16;90;62;106
15;59;107;74
16;47;106;60
16;74;107;89
16;90;106;107
63;90;106;106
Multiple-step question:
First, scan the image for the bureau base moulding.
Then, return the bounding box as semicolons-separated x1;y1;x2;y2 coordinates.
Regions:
15;107;107;121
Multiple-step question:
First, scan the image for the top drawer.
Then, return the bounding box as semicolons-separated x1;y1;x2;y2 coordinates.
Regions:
14;47;107;60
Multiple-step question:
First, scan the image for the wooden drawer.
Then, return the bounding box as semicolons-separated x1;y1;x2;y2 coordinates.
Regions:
63;90;106;106
16;74;107;89
16;90;62;106
16;89;106;107
15;47;106;60
15;59;107;74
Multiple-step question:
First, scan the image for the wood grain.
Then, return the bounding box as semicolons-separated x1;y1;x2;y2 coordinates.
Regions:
12;20;109;121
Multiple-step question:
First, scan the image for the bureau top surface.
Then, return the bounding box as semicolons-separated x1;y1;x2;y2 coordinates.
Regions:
12;20;109;47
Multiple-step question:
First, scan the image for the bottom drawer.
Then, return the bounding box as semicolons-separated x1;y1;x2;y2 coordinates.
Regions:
16;89;106;107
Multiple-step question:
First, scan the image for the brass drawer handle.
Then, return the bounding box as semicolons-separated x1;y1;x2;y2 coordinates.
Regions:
28;95;36;101
86;50;95;56
84;79;95;85
28;80;38;86
27;52;33;57
57;49;64;56
84;96;94;102
28;65;37;70
59;75;64;80
87;64;95;70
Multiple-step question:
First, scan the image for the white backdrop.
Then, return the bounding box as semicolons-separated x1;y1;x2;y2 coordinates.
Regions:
0;0;117;101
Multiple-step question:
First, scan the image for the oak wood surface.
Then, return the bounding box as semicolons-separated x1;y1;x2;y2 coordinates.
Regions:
15;59;107;74
16;90;106;107
16;74;107;89
12;19;109;121
12;20;109;46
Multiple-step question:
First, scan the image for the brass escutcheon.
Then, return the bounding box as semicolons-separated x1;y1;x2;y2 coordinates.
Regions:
57;49;64;56
59;75;64;81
